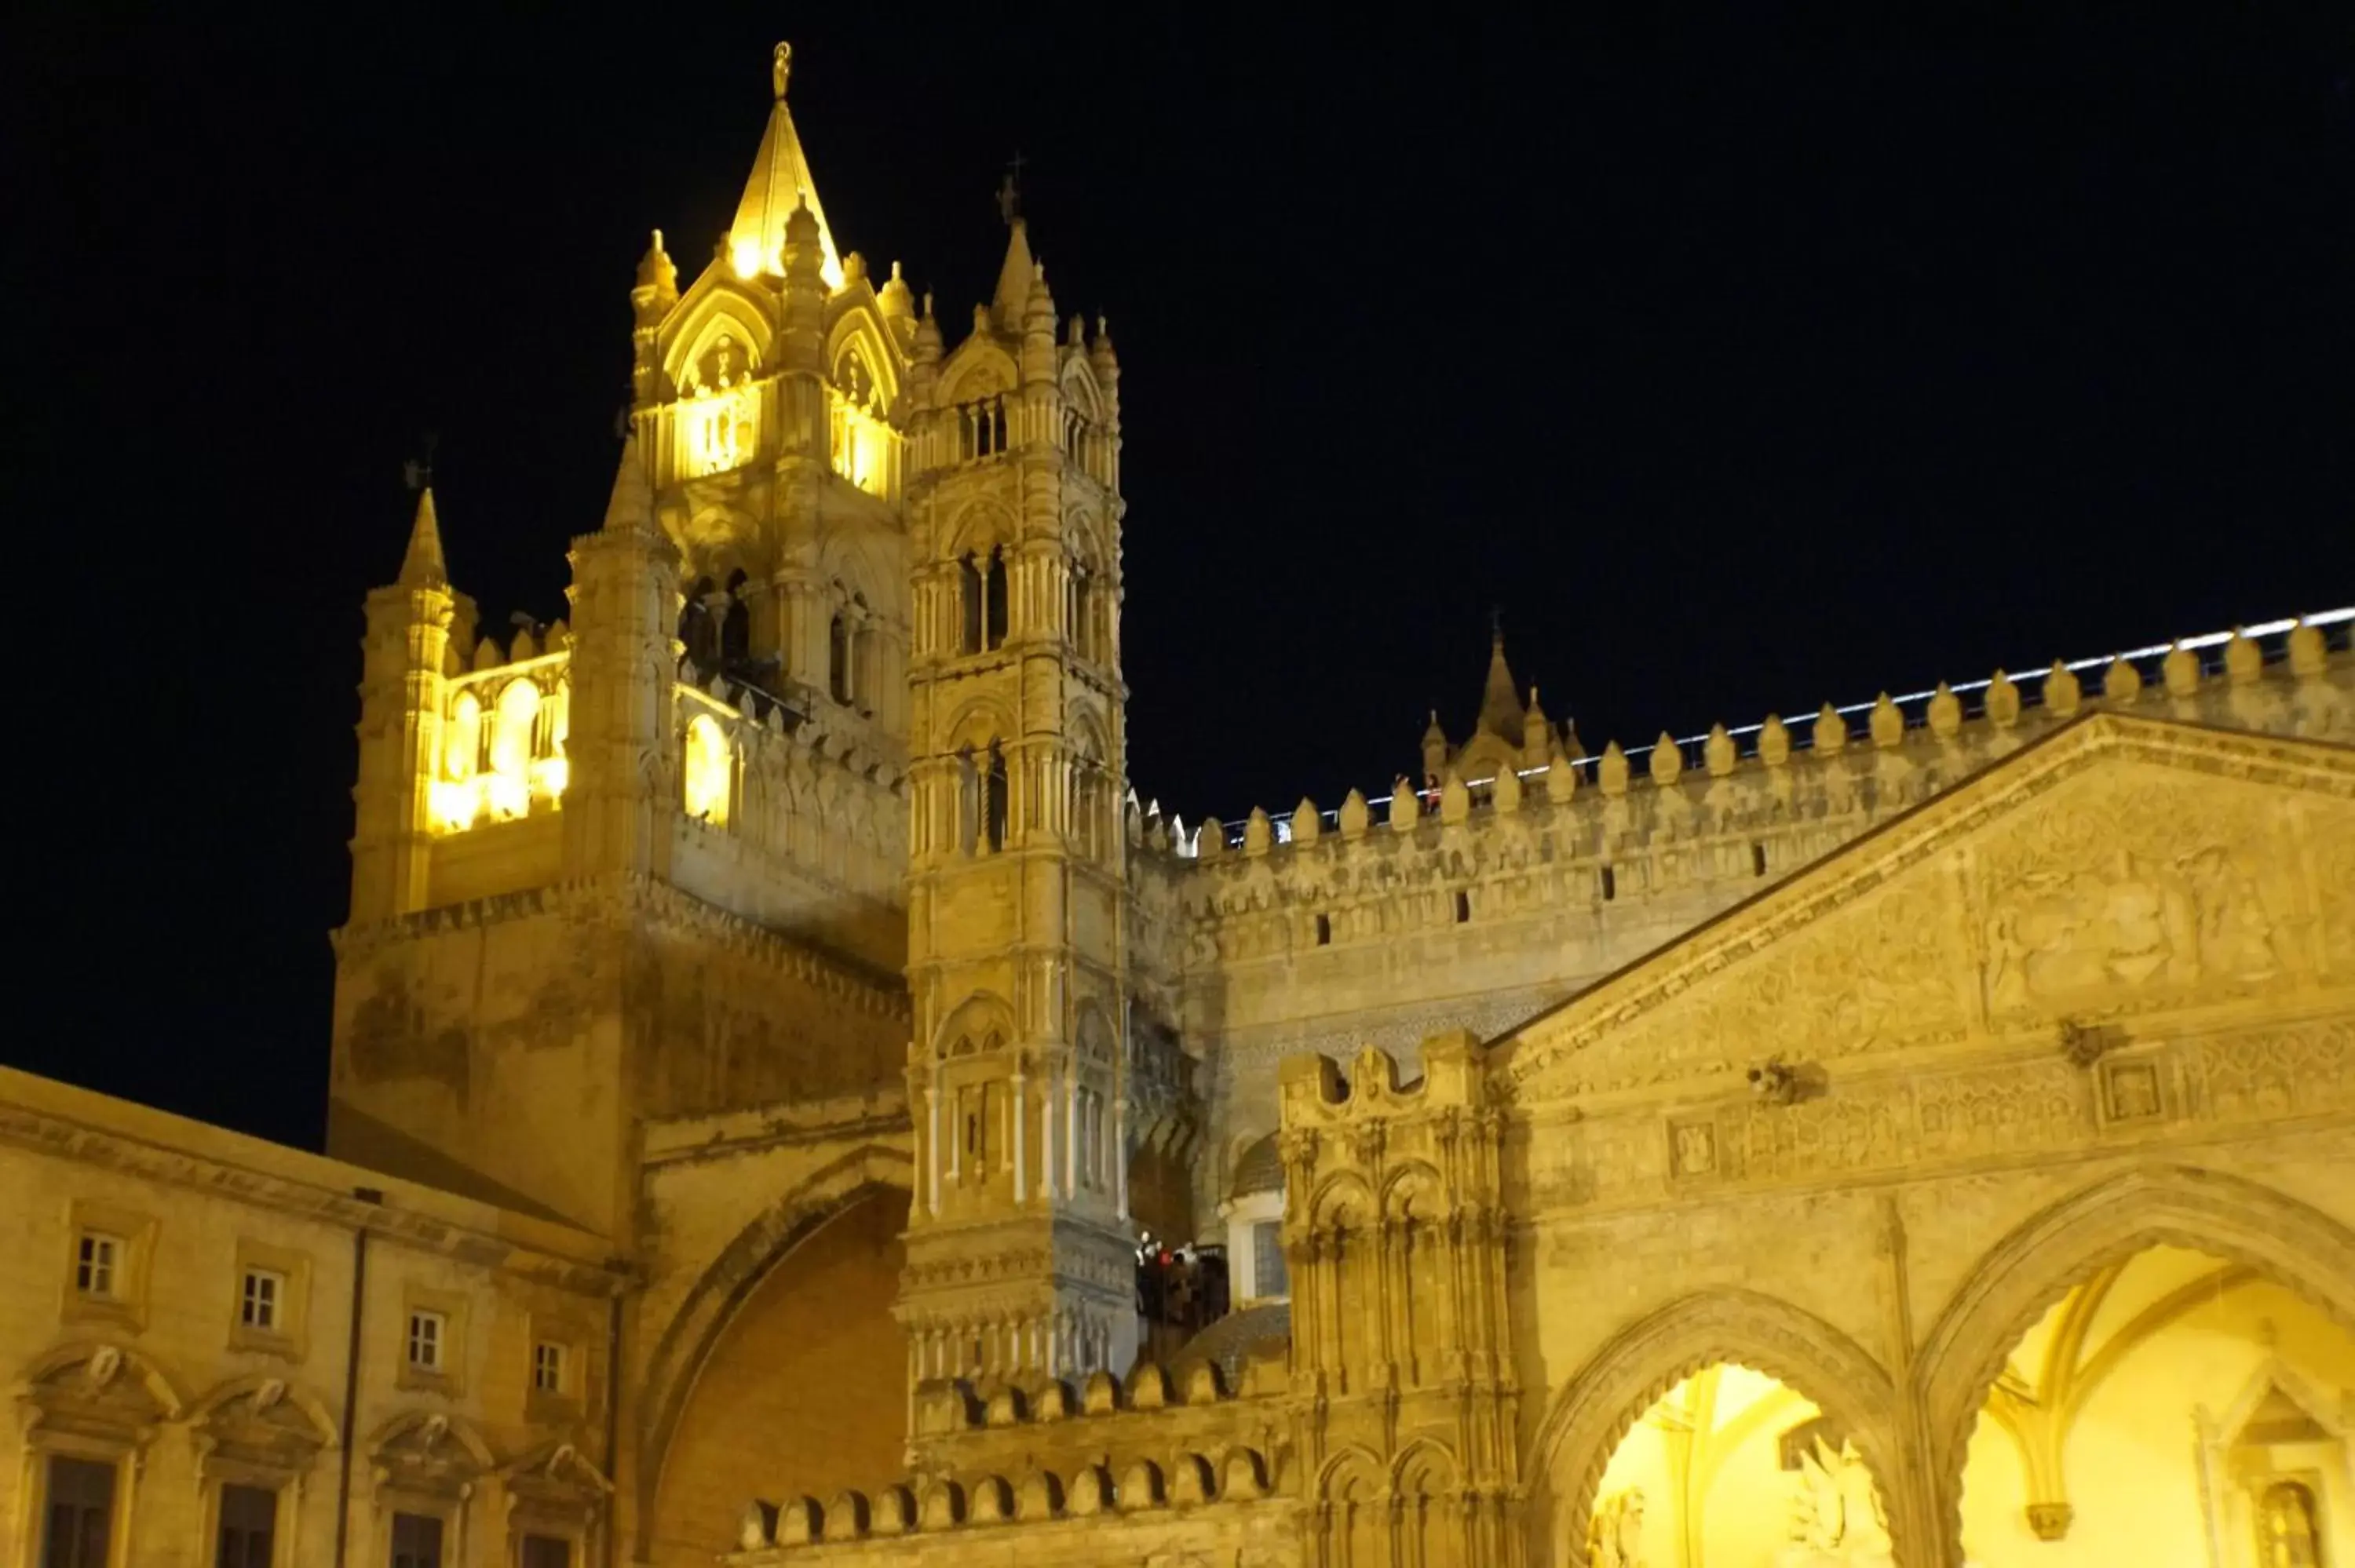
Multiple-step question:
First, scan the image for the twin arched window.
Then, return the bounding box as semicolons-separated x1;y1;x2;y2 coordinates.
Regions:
955;742;1010;855
956;396;1008;461
958;549;1009;655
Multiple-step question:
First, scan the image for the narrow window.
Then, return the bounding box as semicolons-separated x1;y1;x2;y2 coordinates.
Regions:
1454;891;1470;924
216;1482;276;1568
984;547;1009;648
1600;866;1616;902
1315;913;1331;946
955;747;980;855
406;1310;445;1373
41;1455;115;1568
390;1512;444;1568
958;555;984;654
531;1341;566;1395
74;1232;119;1298
1751;841;1768;877
957;405;976;462
1252;1220;1289;1300
984;742;1010;852
828;612;852;703
521;1538;575;1568
239;1268;282;1332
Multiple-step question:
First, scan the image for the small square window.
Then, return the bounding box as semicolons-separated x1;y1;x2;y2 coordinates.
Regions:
407;1310;446;1372
531;1341;565;1395
239;1268;283;1332
75;1232;120;1298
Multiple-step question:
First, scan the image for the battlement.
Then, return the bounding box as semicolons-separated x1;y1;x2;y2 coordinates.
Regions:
729;1360;1291;1558
1167;613;2352;950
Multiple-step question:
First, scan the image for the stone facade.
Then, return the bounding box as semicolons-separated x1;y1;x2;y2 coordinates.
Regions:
4;38;2350;1568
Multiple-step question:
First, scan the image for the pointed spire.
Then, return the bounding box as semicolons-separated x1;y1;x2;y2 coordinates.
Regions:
991;217;1035;330
730;42;843;287
1476;624;1525;747
399;488;447;587
878;261;915;326
601;433;655;536
633;228;678;323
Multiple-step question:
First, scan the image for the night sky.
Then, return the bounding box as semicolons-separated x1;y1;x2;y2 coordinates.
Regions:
13;8;2351;1151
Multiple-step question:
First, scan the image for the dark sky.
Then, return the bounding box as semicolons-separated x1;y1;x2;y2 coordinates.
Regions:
12;7;2351;1150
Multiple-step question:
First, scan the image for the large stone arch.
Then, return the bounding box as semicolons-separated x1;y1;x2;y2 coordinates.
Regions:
1911;1161;2355;1562
1523;1288;1906;1567
632;1143;911;1561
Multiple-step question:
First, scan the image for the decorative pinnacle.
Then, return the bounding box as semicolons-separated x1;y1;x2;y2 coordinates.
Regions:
772;42;792;100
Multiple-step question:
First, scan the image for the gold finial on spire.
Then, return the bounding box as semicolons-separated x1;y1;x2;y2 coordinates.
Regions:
772;42;792;100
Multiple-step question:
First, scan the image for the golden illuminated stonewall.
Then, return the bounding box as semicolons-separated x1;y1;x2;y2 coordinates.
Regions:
2;41;2352;1568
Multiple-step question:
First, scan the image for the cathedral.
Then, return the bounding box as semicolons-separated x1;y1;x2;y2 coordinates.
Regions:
2;42;2352;1568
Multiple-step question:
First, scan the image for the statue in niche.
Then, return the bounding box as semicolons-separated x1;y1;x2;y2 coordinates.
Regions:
1586;1486;1646;1568
1776;1438;1894;1567
699;333;752;390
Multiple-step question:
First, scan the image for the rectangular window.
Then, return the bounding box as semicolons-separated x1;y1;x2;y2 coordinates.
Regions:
520;1537;573;1568
406;1310;445;1372
390;1512;444;1568
239;1269;283;1332
42;1455;115;1568
532;1340;565;1395
1252;1220;1289;1300
215;1482;275;1568
74;1233;119;1298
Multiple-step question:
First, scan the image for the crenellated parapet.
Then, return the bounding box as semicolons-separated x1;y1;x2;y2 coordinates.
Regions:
427;629;573;834
727;1360;1296;1563
1279;1030;1523;1565
1177;618;2352;961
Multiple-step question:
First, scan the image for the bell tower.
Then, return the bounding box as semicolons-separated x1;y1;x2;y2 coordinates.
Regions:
894;209;1142;1384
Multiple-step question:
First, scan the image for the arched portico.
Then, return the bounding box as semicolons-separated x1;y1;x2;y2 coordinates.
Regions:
1911;1162;2355;1563
1525;1288;1911;1566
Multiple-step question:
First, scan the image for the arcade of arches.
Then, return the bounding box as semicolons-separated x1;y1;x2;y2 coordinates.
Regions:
1580;1243;2355;1567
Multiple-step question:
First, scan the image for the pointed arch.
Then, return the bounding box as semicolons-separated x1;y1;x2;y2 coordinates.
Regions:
939;340;1018;407
824;308;902;411
1523;1288;1902;1567
659;279;775;393
632;1143;914;1557
1911;1162;2355;1559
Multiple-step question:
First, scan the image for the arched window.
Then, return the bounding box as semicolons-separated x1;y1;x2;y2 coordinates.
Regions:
984;742;1010;852
445;691;481;782
958;555;984;655
828;611;852;704
983;548;1009;650
487;679;541;821
683;714;731;826
955;747;980;856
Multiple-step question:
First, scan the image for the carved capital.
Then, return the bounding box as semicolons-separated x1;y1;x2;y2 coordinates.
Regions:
2026;1501;2074;1541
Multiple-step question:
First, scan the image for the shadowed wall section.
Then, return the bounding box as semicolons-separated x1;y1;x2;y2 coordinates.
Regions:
648;1188;910;1564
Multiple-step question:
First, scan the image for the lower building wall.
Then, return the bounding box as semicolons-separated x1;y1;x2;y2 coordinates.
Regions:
0;1067;622;1568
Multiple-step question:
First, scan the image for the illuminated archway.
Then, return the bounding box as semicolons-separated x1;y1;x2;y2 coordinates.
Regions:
1913;1164;2355;1562
1524;1289;1905;1566
1583;1362;1896;1568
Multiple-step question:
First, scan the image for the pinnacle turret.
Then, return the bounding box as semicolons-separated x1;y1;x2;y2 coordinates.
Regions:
729;42;843;286
991;217;1035;330
1476;629;1526;749
601;434;655;536
398;487;448;588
